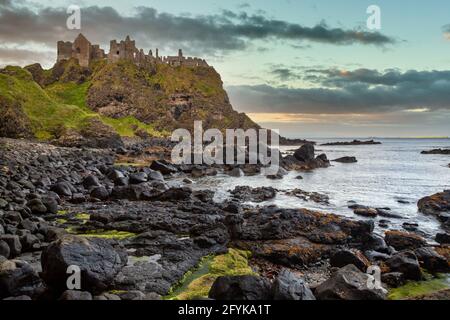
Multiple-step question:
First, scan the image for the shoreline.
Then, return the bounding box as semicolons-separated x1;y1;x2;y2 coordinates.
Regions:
0;137;449;300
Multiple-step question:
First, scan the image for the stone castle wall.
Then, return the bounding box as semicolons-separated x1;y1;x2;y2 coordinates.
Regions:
57;34;208;68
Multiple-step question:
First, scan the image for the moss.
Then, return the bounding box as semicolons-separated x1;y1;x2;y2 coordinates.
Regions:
57;210;68;216
388;274;450;300
68;229;136;240
166;249;256;300
74;213;90;221
101;115;165;138
56;218;68;224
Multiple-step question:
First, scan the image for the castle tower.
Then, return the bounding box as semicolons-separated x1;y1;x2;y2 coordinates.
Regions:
72;33;92;67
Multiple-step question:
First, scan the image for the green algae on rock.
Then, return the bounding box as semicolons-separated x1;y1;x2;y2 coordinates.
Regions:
166;249;256;300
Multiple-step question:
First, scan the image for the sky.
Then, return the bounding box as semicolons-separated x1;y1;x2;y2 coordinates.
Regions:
1;0;450;138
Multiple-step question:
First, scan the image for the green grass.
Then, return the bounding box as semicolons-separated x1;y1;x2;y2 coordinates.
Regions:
388;274;450;300
0;68;95;139
0;65;166;139
45;81;91;110
165;249;256;300
101;115;166;137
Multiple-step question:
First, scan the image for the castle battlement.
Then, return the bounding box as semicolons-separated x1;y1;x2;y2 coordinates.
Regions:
57;34;209;68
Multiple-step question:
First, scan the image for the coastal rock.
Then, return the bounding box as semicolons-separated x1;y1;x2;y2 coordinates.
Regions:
329;249;370;272
59;290;93;300
150;160;178;175
0;240;10;258
0;235;22;257
27;198;47;215
418;190;450;230
293;144;315;162
435;233;450;244
230;186;276;203
421;149;450;155
272;269;316;300
50;181;75;197
381;272;406;288
321;140;381;146
0;260;44;299
414;247;449;273
332;157;357;163
228;167;244;177
41;235;128;293
384;231;427;251
209;275;273;300
353;208;378;218
315;264;386;300
90;186;109;201
386;251;422;281
82;175;101;189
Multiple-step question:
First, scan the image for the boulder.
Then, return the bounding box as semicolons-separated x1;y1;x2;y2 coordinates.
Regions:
27;198;47;215
129;172;148;185
228;168;244;177
90;186;110;201
329;249;370;272
381;272;406;288
315;264;386;300
333;157;357;163
414;247;449;273
385;231;427;251
293;144;315;162
0;235;22;257
41;235;128;293
272;269;315;300
50;182;74;197
209;275;272;300
435;233;450;244
59;290;93;300
386;251;422;281
353;208;378;218
150;160;178;175
82;175;101;189
0;240;10;259
0;260;44;299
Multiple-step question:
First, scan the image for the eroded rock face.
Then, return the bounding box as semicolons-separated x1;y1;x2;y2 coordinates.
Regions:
315;264;387;300
209;275;273;300
41;235;128;293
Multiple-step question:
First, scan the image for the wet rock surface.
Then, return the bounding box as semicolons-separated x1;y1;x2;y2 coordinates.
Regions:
0;138;448;300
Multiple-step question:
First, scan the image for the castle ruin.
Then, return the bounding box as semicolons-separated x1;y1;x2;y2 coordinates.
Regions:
57;34;209;68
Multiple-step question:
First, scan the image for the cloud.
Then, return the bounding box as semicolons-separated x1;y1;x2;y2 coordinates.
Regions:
227;68;450;114
0;1;396;60
270;68;302;81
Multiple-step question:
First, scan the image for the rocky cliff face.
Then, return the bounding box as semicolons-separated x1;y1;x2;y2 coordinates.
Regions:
0;58;259;147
